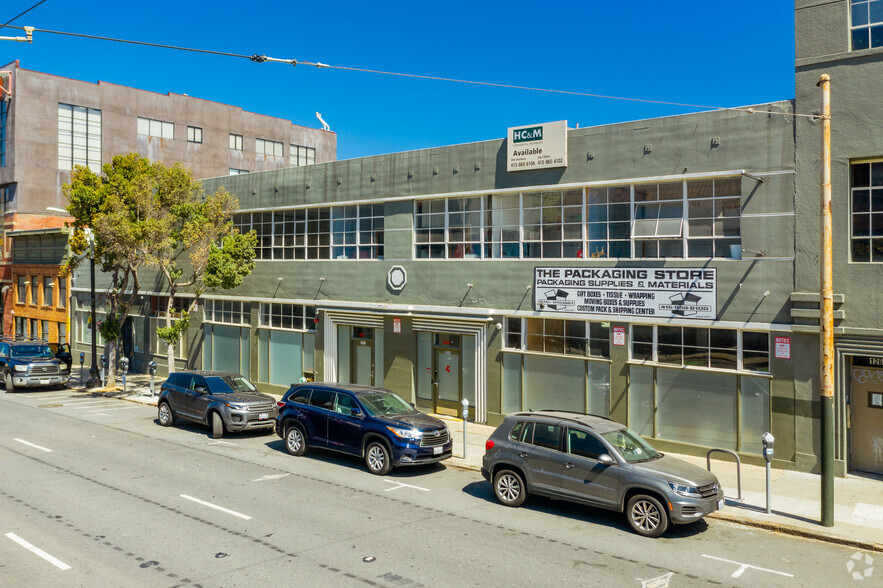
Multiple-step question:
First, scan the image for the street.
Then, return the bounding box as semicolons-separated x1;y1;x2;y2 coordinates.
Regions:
0;388;875;587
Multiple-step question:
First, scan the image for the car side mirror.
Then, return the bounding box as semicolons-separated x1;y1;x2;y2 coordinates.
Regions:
598;454;615;466
194;386;208;394
349;407;363;418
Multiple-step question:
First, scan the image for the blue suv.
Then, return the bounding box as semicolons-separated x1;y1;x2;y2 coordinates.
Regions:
275;383;452;475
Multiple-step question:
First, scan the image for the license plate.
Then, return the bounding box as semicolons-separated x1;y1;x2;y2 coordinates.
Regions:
717;498;725;510
259;413;269;420
433;446;443;455
40;379;50;385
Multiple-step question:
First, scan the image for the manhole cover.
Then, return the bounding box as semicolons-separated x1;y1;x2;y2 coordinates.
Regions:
38;403;63;408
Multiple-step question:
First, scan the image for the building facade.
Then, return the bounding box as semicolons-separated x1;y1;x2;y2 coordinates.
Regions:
0;60;336;340
71;1;883;477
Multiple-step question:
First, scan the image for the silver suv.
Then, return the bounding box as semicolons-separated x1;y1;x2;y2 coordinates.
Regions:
481;411;724;537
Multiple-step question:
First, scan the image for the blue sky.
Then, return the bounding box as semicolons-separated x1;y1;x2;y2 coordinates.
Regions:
1;1;796;161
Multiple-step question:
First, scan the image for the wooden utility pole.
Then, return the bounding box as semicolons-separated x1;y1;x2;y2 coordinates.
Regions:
818;74;834;527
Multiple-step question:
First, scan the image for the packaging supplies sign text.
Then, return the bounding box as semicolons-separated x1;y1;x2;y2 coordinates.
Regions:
534;267;717;320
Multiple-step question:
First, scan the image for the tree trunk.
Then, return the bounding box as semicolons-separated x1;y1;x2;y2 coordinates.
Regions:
165;310;176;374
104;339;118;388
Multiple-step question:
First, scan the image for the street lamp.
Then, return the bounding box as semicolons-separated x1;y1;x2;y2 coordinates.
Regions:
48;207;100;389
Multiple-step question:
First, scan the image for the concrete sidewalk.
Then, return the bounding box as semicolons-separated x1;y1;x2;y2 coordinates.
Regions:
84;372;883;553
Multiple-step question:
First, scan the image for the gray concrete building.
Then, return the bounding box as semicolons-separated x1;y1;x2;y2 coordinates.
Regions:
0;60;336;338
71;1;883;477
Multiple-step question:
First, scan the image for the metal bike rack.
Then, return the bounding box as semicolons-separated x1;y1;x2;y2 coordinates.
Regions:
706;448;742;502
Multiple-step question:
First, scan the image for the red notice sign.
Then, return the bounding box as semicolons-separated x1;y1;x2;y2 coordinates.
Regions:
775;336;791;359
613;326;625;346
393;318;401;334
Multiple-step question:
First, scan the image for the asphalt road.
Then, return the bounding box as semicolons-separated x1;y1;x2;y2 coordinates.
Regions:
0;388;875;587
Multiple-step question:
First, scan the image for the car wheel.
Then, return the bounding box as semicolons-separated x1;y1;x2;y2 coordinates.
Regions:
626;494;669;538
5;372;15;393
158;401;175;427
211;412;224;439
493;469;526;507
285;425;308;456
365;441;392;475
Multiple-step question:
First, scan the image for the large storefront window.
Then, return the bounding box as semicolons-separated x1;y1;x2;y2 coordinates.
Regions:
256;302;316;385
502;353;610;416
413;176;742;260
504;317;609;358
631;325;769;373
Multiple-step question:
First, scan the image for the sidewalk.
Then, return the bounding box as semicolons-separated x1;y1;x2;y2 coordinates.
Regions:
84;372;883;553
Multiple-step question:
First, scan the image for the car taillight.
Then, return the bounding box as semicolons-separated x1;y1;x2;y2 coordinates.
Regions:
276;401;285;408
485;440;495;451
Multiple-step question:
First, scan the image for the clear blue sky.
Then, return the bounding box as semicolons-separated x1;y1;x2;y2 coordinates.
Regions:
1;1;796;161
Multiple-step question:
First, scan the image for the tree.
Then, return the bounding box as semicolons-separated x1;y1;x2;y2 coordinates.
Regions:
63;153;256;383
145;163;256;372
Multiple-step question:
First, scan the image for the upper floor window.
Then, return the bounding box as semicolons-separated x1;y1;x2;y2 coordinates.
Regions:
59;277;67;308
850;0;883;50
30;275;38;305
504;317;609;359
229;133;243;151
229;168;249;175
16;275;25;304
414;176;742;261
204;299;247;325
850;160;883;262
259;303;316;331
187;126;203;143
137;117;173;139
255;138;283;157
58;103;102;172
43;276;53;306
290;144;316;166
631;325;769;373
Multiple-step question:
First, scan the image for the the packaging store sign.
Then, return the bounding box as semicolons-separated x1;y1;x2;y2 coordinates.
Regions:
507;120;567;172
534;267;717;320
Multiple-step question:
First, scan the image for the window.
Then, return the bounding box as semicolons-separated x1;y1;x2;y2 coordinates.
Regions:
290;144;316;166
58;104;102;172
0;99;7;167
567;428;608;460
255;138;283;157
136;117;174;139
413;177;741;260
30;318;38;339
14;316;25;337
309;389;335;410
505;317;609;358
850;0;883;50
43;276;53;306
59;278;67;308
16;275;25;304
150;296;192;318
630;325;770;373
31;275;38;305
331;204;384;259
229;133;243;150
530;423;561;450
204;299;247;324
334;394;359;414
229;168;248;175
259;303;316;330
41;320;49;342
850;160;883;262
187;126;203;143
58;322;67;345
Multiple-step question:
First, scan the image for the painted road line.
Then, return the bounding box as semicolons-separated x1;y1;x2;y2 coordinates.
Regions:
253;473;291;482
13;438;52;452
383;480;430;492
86;406;140;413
72;401;120;408
207;441;237;446
180;494;252;520
702;554;794;579
5;533;71;571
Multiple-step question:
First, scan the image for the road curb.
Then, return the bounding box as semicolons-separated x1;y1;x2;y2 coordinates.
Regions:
708;512;883;554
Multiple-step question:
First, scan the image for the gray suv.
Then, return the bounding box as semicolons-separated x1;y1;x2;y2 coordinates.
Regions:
157;371;278;438
482;411;724;537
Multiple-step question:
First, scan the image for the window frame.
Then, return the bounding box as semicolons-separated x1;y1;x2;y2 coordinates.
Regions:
58;103;102;172
229;133;243;151
849;0;883;51
187;125;203;143
136;116;174;139
849;159;883;262
629;325;770;374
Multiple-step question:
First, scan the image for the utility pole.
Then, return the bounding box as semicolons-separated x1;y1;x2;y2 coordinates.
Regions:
817;74;834;527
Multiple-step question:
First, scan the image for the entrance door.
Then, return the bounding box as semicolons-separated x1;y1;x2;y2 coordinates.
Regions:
851;365;883;474
433;333;462;416
352;340;374;385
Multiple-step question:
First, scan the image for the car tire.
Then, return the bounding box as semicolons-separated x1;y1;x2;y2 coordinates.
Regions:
158;401;175;427
5;372;15;393
493;469;526;507
626;494;669;538
285;425;308;456
365;441;392;475
211;412;224;439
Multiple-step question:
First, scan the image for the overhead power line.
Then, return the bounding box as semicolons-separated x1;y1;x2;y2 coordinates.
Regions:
0;0;47;32
5;24;819;119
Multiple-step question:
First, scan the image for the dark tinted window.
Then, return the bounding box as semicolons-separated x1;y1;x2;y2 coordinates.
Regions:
509;421;533;443
191;376;208;391
531;423;561;450
288;387;311;404
166;373;188;387
567;428;607;460
309;389;335;410
509;421;524;442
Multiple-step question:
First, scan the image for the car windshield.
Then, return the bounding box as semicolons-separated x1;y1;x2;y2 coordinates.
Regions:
210;375;258;394
358;391;418;416
11;345;55;358
601;428;661;463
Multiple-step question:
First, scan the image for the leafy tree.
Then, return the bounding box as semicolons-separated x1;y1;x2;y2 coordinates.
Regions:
63;153;256;383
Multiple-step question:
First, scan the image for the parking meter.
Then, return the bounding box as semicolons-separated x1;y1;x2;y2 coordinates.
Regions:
761;432;774;462
120;357;129;393
79;351;85;382
100;354;107;387
761;432;775;514
461;398;470;460
148;360;158;396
